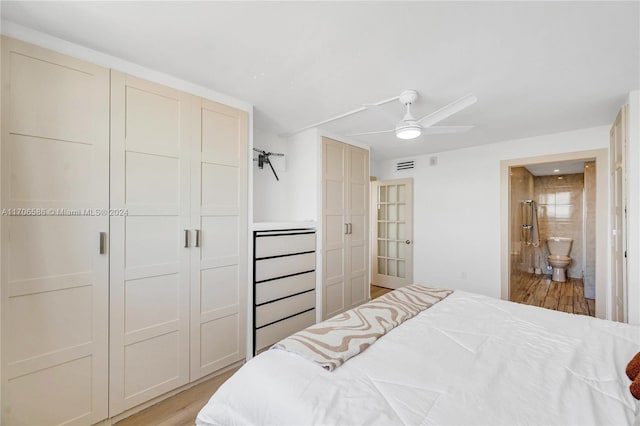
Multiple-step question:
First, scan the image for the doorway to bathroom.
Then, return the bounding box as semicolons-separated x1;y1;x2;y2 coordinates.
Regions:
510;160;595;316
500;149;608;319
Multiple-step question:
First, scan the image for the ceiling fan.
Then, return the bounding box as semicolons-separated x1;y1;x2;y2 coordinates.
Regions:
348;90;477;140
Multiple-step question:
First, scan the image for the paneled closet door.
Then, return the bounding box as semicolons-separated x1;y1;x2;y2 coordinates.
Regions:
0;37;109;425
190;98;248;380
322;138;347;319
110;72;191;414
347;145;369;309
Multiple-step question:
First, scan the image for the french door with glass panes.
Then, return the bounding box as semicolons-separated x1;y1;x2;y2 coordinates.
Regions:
372;178;413;289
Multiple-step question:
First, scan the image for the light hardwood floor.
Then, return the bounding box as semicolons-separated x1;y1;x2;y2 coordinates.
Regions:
114;367;239;426
371;284;393;299
511;273;595;316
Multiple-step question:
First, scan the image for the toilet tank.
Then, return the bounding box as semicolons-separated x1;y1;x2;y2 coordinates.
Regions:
547;237;572;256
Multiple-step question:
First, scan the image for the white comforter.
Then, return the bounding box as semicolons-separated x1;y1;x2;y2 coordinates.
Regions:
197;291;640;425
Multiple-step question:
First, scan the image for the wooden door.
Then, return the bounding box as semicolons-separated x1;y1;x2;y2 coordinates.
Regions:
371;179;414;289
610;105;628;322
346;145;370;307
190;98;248;380
1;37;109;425
109;72;191;413
322;138;347;319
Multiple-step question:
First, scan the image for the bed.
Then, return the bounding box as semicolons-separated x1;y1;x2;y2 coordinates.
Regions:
197;288;640;425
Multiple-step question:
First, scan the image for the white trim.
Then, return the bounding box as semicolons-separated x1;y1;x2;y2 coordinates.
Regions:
626;91;640;324
246;108;254;361
500;149;609;319
315;131;323;323
0;20;252;112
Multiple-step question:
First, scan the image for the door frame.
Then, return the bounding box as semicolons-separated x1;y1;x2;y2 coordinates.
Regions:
610;105;628;322
370;178;414;290
500;149;609;319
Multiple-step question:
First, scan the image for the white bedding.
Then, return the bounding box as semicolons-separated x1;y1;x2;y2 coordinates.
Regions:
197;291;640;425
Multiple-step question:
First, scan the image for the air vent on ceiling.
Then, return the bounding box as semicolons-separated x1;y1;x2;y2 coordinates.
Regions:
396;160;415;171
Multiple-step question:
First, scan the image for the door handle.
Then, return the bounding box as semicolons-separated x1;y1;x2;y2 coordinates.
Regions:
194;229;200;247
345;223;349;235
99;232;107;254
405;240;411;245
184;229;190;248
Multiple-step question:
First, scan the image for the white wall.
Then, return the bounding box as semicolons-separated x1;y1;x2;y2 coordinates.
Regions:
376;126;609;299
370;158;381;179
252;128;289;222
286;129;320;221
627;90;640;324
254;127;368;224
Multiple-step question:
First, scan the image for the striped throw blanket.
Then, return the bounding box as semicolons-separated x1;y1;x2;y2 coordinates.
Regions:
272;284;452;371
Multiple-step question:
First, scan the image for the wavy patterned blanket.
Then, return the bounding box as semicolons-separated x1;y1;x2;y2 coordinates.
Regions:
272;284;452;371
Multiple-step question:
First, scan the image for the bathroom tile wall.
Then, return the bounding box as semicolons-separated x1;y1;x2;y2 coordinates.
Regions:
535;173;584;278
510;167;534;299
584;161;596;298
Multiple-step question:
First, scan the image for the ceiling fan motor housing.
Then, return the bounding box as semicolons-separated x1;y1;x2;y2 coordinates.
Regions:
399;89;419;105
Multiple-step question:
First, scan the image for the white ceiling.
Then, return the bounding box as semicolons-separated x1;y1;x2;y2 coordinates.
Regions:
2;1;638;160
525;160;588;176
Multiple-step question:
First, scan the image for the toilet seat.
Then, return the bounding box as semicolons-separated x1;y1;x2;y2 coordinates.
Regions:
546;239;572;282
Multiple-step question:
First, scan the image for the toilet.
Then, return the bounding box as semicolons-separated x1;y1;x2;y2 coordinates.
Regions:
547;237;573;282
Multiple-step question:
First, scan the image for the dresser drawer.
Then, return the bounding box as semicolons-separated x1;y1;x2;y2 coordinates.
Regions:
256;232;316;258
255;252;316;282
256;290;316;328
255;271;315;305
255;309;316;351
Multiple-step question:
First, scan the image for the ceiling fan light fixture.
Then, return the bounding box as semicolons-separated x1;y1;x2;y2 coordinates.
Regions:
396;124;422;140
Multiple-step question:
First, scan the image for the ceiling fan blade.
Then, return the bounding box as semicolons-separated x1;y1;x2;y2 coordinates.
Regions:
346;129;395;137
417;93;477;127
421;125;474;134
280;94;400;137
363;103;401;126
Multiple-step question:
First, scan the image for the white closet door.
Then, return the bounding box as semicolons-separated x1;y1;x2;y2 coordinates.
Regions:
110;72;191;414
322;138;347;319
610;105;627;322
190;98;247;380
347;145;369;308
0;37;109;425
